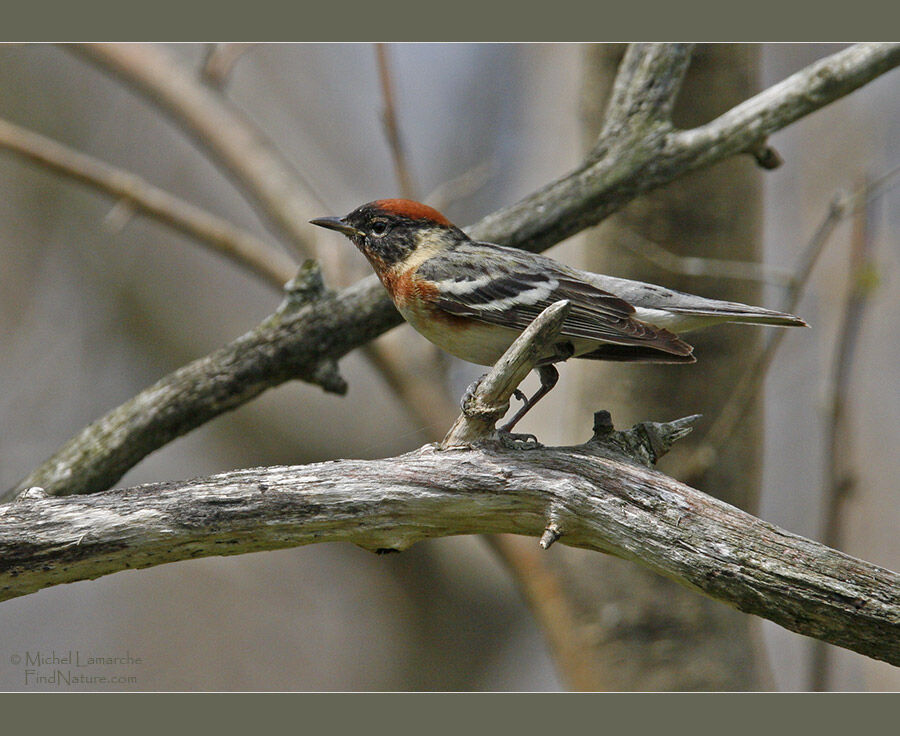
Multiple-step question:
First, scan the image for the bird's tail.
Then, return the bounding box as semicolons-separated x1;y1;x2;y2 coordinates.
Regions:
663;303;808;329
584;273;808;331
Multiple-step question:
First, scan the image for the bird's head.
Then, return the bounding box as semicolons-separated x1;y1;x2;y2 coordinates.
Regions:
310;199;468;272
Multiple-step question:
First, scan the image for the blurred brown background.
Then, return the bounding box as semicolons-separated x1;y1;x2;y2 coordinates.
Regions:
0;43;897;690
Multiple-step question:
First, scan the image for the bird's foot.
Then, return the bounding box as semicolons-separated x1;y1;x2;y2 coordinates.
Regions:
496;429;543;450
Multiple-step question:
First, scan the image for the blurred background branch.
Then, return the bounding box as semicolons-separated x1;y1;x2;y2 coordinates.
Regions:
0;116;297;289
71;42;323;258
672;164;900;492
809;173;881;691
201;43;258;90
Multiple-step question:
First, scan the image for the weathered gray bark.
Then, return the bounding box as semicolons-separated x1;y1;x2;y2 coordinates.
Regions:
2;431;898;667
556;44;770;690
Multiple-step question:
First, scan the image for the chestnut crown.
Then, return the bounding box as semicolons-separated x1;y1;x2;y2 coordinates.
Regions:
310;199;467;266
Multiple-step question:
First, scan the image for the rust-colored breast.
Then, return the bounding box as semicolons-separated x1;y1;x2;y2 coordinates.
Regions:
384;268;470;328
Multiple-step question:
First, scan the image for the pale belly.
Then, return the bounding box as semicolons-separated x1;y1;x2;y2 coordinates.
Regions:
398;303;594;367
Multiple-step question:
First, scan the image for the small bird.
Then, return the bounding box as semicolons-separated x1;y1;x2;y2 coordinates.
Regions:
311;199;807;433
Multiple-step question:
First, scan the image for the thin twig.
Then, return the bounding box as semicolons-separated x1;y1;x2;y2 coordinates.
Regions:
0;116;297;290
617;224;796;288
424;159;495;213
375;43;416;199
809;174;880;691
201;43;258;89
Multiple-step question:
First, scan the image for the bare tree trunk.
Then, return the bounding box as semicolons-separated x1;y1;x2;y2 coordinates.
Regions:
551;44;773;690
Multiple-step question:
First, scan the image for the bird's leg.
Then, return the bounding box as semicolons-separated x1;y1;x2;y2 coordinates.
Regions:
499;363;560;435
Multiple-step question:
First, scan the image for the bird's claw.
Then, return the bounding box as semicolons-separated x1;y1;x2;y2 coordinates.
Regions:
513;388;528;404
496;429;543;450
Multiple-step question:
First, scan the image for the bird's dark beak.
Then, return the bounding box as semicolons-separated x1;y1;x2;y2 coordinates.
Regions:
309;216;363;238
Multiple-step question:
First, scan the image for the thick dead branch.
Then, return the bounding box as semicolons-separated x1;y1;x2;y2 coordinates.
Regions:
2;429;898;667
9;43;900;502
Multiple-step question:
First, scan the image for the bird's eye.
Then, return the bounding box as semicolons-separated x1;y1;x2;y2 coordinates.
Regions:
370;221;389;237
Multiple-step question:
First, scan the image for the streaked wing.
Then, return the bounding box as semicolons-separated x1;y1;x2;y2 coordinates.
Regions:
420;244;692;356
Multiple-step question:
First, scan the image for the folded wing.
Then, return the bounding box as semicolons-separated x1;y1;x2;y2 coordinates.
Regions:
420;245;693;357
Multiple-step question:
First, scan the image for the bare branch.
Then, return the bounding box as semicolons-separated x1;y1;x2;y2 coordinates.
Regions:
473;42;900;255
70;43;322;257
4;263;371;500
3;431;898;667
0;117;297;290
670;43;900;170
